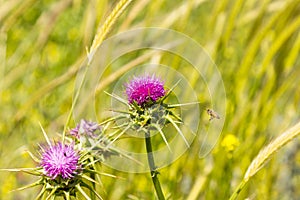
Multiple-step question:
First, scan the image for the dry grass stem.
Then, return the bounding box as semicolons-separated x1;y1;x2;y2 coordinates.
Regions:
244;121;300;181
88;0;133;63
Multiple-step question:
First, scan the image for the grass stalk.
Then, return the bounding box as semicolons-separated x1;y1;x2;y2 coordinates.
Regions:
229;121;300;200
62;0;134;141
228;180;247;200
88;0;134;62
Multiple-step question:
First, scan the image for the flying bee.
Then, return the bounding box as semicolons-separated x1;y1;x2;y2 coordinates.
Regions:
206;108;220;121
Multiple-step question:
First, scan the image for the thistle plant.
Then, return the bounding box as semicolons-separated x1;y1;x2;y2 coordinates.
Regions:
0;1;136;199
0;120;120;199
107;75;189;146
103;74;191;199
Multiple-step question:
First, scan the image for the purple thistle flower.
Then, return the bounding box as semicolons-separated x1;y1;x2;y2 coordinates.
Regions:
125;75;166;106
69;119;101;138
41;142;79;179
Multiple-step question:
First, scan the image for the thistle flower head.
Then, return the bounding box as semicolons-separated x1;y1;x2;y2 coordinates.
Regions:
125;75;166;106
69;119;101;139
41;142;80;179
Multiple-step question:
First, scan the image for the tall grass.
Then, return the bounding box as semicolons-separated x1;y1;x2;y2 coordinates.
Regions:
0;0;300;199
229;121;300;200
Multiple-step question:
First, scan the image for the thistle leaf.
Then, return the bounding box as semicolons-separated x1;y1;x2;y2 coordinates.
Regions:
39;122;51;146
105;125;131;150
160;79;181;102
167;101;200;108
166;115;190;147
45;187;57;200
82;174;101;185
76;185;92;200
12;180;42;192
80;182;104;200
153;124;172;152
34;186;46;200
104;91;130;107
25;150;40;163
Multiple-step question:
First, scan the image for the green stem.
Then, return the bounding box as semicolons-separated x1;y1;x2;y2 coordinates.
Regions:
228;180;247;200
145;132;165;200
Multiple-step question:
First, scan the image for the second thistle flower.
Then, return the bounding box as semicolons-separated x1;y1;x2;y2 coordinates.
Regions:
120;74;183;134
69;119;102;139
125;75;166;106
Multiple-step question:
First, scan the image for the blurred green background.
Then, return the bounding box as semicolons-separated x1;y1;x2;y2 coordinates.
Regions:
1;0;300;199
